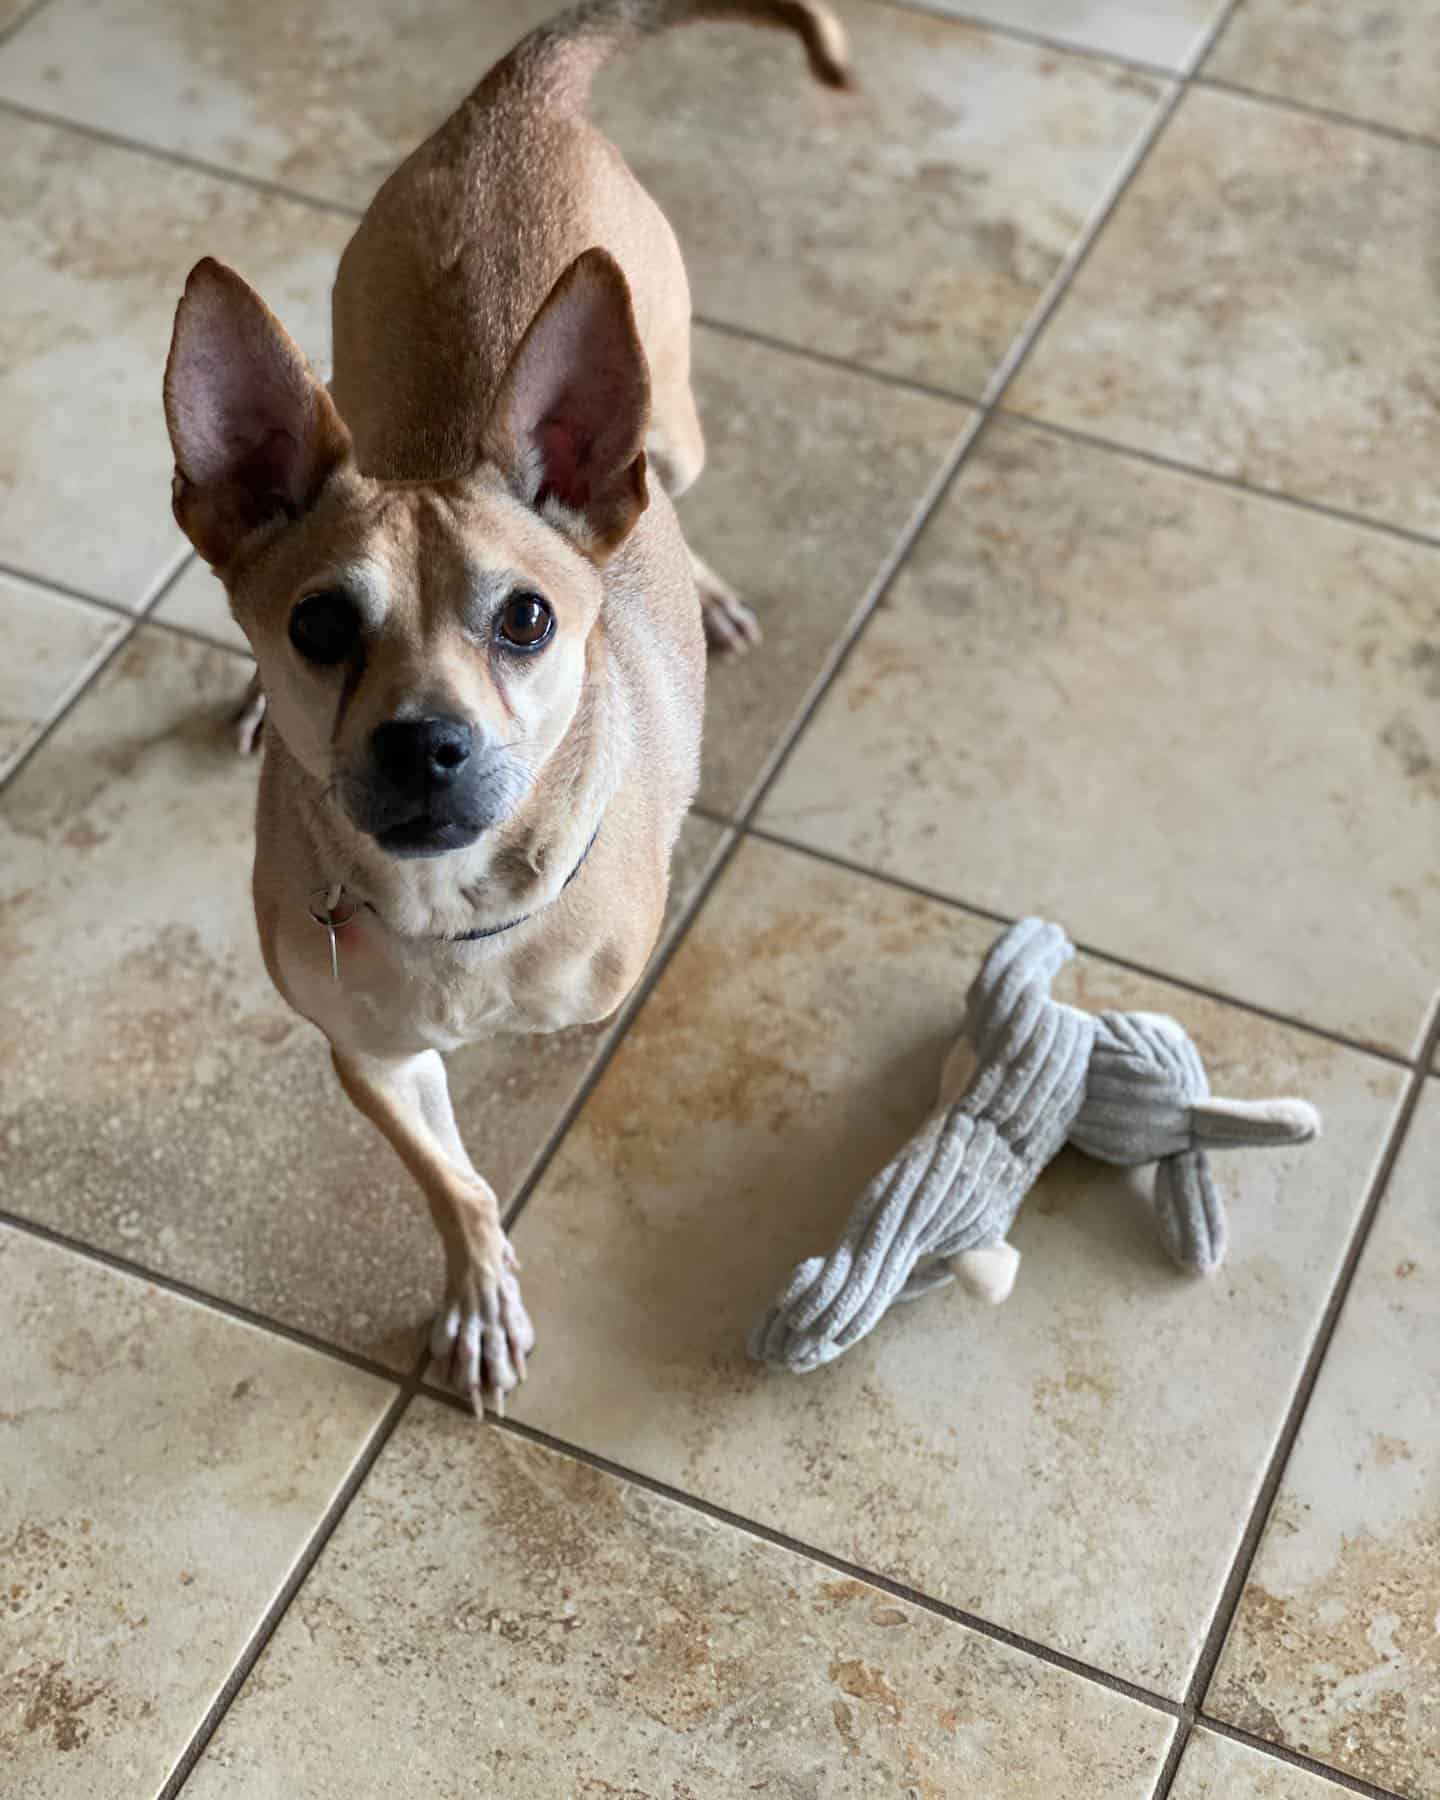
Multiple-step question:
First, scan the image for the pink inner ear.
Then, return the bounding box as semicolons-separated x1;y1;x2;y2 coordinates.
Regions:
535;416;590;509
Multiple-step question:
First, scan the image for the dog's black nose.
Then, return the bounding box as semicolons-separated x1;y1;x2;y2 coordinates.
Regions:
371;718;474;788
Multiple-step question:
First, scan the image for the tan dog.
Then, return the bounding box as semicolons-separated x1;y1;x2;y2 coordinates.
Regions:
162;0;849;1413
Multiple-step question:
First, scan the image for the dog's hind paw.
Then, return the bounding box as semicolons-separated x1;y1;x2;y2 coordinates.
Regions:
429;1242;536;1420
692;550;761;654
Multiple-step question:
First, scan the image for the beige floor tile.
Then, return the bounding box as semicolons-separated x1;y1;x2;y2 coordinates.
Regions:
0;625;729;1367
593;0;1169;394
1208;1;1440;141
184;1396;1172;1797
761;420;1440;1056
0;574;123;779
502;838;1401;1693
684;332;968;815
0;1225;393;1797
928;0;1221;69
152;557;250;655
1172;1730;1355;1797
1208;1084;1440;1799
1010;88;1440;536
0;0;1171;393
0;112;346;608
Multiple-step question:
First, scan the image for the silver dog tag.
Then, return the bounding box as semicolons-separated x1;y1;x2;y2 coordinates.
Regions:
307;885;358;984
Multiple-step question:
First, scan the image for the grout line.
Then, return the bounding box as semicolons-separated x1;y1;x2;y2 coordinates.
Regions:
1167;990;1440;1765
1193;1717;1416;1800
0;0;55;48
425;1387;1188;1721
143;613;256;661
691;311;983;409
10;3;1421;1786
159;1373;421;1799
999;406;1440;564
733;36;1198;823
0;1206;410;1388
1151;1723;1194;1799
726;408;990;814
869;0;1178;81
1196;71;1440;160
0;553;194;798
0;96;364;220
0;556;149;619
739;825;1418;1069
502;821;743;1231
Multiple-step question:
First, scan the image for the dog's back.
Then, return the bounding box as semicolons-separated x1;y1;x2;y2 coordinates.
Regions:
330;0;848;481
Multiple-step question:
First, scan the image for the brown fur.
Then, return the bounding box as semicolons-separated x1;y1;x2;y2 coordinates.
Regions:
162;0;849;1413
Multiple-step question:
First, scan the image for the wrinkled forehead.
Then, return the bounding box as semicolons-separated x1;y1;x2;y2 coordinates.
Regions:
239;472;592;630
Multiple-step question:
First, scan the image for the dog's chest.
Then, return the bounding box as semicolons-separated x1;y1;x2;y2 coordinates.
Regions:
283;905;624;1059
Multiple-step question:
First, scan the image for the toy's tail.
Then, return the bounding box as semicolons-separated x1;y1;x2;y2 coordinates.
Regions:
488;0;850;114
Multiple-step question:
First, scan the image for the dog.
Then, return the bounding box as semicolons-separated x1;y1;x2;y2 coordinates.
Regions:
161;0;850;1413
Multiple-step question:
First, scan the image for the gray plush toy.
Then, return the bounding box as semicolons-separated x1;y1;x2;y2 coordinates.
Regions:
750;918;1321;1373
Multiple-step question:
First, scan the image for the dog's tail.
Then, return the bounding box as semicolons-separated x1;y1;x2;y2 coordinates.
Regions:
489;0;850;113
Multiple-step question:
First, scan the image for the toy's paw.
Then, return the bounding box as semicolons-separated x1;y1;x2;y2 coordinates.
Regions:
949;1241;1020;1304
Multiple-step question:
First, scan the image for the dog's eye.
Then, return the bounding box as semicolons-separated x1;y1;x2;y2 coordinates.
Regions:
497;591;554;653
289;590;360;666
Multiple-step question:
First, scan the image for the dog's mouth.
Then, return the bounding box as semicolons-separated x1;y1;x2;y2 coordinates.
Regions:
373;812;487;860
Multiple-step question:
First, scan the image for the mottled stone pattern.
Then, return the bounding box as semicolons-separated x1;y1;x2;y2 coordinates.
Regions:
152;557;251;654
184;1400;1172;1797
1209;1089;1440;1799
505;838;1403;1693
0;628;728;1367
1;0;1436;1789
0;1227;392;1798
584;0;1169;392
0;0;1170;394
1012;88;1440;535
682;331;968;815
0;113;346;606
0;575;123;779
1209;1;1440;140
1172;1731;1355;1798
930;0;1223;67
761;420;1440;1054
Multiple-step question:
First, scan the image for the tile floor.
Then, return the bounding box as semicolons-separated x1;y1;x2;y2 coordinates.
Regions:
1;1;1436;1796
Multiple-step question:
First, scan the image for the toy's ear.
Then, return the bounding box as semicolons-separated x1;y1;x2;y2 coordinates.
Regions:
165;257;351;568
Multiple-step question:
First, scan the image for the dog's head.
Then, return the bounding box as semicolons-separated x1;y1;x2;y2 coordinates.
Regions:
163;251;650;859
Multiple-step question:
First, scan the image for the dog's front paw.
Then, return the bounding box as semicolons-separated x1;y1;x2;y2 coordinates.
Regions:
232;674;267;755
429;1239;535;1419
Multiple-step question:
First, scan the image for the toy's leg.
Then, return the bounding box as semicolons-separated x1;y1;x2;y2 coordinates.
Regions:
950;1241;1021;1304
1153;1150;1227;1274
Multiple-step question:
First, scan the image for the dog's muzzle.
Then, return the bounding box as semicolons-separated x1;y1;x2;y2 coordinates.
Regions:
345;716;519;858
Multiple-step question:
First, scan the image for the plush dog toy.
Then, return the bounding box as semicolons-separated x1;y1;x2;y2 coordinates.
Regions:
750;918;1321;1372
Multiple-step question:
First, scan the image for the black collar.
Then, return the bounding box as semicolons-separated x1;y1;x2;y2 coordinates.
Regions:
309;824;601;977
427;823;601;942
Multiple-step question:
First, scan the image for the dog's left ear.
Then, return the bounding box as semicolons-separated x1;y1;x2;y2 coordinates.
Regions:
482;248;651;559
164;257;352;569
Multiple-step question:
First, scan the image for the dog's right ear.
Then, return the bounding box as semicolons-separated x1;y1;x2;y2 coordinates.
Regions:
164;258;351;569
